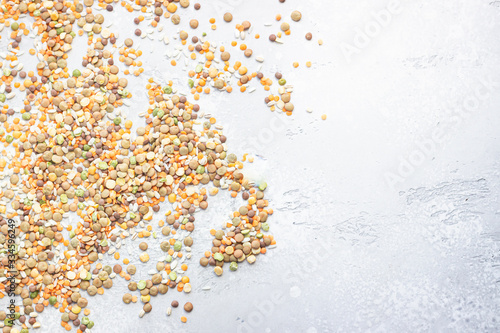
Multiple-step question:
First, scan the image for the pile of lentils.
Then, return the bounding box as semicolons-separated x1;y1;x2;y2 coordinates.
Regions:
0;0;295;331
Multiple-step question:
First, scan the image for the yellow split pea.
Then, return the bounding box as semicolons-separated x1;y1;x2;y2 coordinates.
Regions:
139;253;150;262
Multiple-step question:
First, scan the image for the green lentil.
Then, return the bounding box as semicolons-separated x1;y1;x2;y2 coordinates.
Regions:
229;262;238;271
137;280;147;290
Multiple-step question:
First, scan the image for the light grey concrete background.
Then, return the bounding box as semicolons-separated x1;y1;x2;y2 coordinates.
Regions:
3;0;500;332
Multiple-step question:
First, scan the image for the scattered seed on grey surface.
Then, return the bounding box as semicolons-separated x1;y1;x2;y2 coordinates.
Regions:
161;241;170;252
234;249;243;259
171;14;180;24
162;226;171;236
184;302;193;312
200;257;209;266
190;19;199;29
282;93;291;103
128;282;138;291
223;12;233;22
291;10;302;21
221;51;230;61
127;265;137;275
184;236;193;246
87;285;98;296
123;293;133;304
247;255;256;264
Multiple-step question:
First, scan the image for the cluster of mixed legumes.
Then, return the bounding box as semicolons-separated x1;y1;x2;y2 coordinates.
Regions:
117;0;324;115
0;0;317;331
